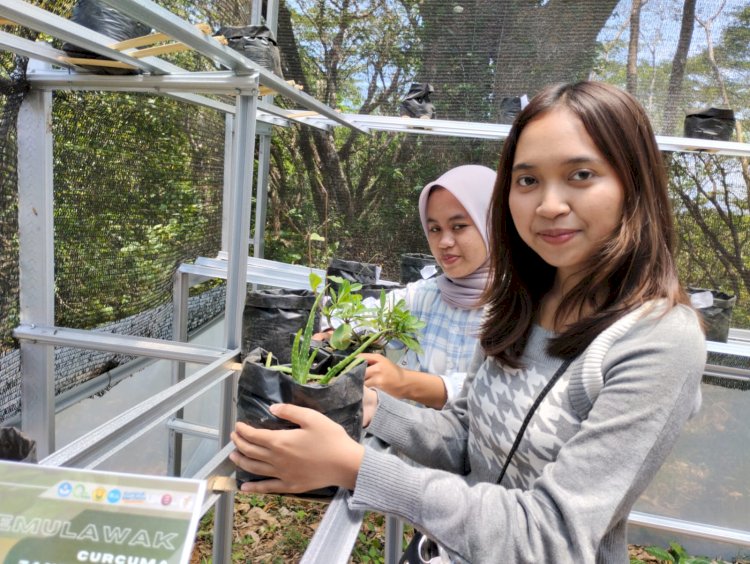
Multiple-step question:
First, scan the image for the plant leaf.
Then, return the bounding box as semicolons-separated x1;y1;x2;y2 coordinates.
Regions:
330;323;354;350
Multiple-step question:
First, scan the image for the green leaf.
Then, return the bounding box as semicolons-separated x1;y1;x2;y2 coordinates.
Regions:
644;546;675;562
330;323;354;350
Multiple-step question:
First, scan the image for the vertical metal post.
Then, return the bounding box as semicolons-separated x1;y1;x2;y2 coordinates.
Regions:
250;0;278;260
265;0;279;34
253;124;272;258
17;88;55;457
167;268;190;476
220;113;235;254
385;517;404;563
250;0;263;25
213;88;259;564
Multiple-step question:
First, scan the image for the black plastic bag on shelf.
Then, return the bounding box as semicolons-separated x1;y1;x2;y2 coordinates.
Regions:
400;253;441;284
359;281;403;299
498;95;528;125
684;107;735;141
326;257;381;286
400;83;436;119
0;426;37;463
61;0;151;75
216;25;284;78
235;348;365;498
242;288;318;363
687;287;737;343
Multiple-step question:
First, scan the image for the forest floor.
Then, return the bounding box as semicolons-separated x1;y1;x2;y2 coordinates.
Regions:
189;493;749;564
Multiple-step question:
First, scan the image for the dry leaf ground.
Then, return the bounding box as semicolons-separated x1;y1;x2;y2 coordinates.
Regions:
190;493;747;563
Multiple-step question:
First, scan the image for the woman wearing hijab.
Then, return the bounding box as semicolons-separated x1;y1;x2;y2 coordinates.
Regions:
360;164;496;408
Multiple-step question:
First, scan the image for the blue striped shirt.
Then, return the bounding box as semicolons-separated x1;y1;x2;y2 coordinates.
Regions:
385;278;485;403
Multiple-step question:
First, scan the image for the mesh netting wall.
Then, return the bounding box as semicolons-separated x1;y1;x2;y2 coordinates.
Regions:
1;0;748;421
0;1;231;421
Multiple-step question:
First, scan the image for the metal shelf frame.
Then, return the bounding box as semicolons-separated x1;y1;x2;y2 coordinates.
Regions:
0;0;363;561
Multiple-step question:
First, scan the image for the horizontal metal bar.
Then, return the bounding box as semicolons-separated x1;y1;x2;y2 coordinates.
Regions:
289;113;750;157
703;363;750;381
300;489;364;564
164;91;237;114
191;442;237;515
214;251;327;276
183;254;325;290
95;0;367;133
0;0;165;74
0;29;76;68
26;69;260;95
41;350;239;468
13;324;228;364
706;339;750;358
728;328;750;344
629;510;750;547
257;101;332;131
180;262;313;291
167;418;220;440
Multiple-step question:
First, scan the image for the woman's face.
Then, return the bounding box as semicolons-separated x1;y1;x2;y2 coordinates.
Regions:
425;187;488;279
508;107;625;285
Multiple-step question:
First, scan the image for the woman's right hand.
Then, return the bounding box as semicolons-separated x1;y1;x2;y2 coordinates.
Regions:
360;353;408;397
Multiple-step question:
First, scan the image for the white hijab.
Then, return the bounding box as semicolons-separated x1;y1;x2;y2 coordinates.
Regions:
417;164;497;309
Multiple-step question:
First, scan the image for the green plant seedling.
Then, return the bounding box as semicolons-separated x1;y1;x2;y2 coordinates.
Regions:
271;272;425;386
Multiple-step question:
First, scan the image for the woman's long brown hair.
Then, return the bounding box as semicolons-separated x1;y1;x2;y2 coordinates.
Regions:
480;81;690;367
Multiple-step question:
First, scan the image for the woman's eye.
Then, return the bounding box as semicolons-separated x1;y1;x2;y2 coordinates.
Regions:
428;226;440;233
516;175;536;187
571;170;595;181
452;224;467;231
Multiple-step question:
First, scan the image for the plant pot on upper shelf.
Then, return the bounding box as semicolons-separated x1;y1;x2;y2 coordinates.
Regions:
687;287;737;343
684;107;735;142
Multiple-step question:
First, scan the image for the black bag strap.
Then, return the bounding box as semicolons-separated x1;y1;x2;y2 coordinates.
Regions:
496;357;574;485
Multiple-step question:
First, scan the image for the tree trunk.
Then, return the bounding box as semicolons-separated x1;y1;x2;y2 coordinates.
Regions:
663;0;697;135
626;0;643;95
415;0;619;122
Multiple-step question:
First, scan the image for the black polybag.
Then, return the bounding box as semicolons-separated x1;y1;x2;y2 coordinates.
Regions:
498;96;525;124
684;107;735;141
400;253;440;284
399;83;436;119
242;288;318;363
326;257;381;286
687;287;737;343
236;348;365;497
61;0;152;75
0;426;37;463
359;281;403;299
217;25;284;78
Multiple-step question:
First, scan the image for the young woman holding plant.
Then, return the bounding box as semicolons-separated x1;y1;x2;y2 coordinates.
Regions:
231;81;706;563
360;164;496;409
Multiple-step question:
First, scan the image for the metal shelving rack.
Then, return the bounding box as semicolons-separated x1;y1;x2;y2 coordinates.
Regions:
3;0;750;562
0;0;364;561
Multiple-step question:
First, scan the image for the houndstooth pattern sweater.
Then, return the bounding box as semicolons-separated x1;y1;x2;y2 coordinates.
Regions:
350;303;705;563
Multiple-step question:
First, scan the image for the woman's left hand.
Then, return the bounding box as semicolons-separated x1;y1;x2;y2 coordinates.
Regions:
230;404;365;494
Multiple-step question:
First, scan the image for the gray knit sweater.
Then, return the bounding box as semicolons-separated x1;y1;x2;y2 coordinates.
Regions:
350;303;705;563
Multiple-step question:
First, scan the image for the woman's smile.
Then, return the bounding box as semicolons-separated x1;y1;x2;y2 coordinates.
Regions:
537;228;579;245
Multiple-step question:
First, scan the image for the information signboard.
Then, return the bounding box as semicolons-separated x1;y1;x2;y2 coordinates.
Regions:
0;460;206;564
